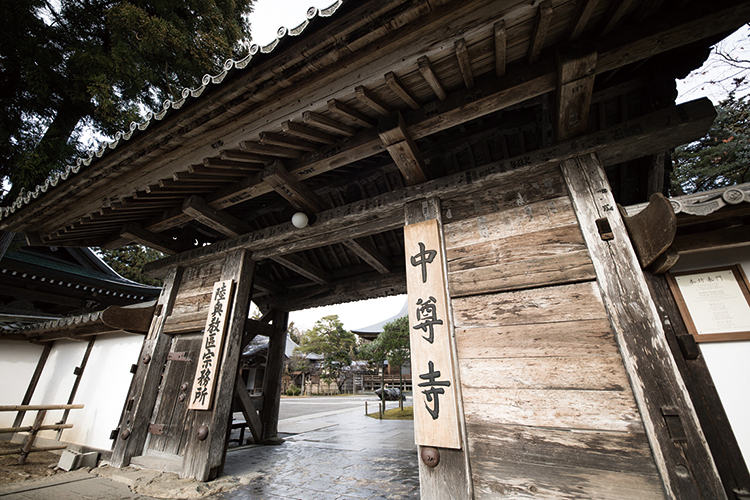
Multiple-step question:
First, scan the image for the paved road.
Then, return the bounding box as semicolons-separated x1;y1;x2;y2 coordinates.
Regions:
278;394;409;420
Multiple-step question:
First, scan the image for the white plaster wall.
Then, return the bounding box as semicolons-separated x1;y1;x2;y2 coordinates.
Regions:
25;340;87;438
0;341;46;427
670;247;750;470
61;333;142;450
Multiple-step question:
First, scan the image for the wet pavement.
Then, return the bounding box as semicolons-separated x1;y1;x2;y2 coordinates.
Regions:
0;396;419;500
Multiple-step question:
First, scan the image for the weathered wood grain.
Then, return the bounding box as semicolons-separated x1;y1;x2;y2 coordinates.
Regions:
452;281;608;327
455;319;618;359
471;455;663;499
459;356;629;391
467;422;659;478
449;250;595;296
463;388;642;432
561;153;726;499
405;197;474;500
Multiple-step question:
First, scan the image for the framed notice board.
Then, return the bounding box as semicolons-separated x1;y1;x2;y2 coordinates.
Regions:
667;264;750;342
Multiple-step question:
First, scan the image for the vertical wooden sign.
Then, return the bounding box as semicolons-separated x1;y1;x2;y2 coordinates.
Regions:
404;218;461;449
189;279;235;411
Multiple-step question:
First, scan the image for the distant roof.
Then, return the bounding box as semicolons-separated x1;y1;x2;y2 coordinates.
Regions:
351;300;408;340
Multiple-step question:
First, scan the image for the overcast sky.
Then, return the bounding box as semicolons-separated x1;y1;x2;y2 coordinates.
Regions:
246;1;749;332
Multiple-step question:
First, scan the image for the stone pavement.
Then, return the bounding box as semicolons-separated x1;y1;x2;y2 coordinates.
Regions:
0;398;419;500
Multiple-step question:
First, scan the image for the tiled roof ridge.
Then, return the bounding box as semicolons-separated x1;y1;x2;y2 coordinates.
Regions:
624;182;750;217
0;1;344;222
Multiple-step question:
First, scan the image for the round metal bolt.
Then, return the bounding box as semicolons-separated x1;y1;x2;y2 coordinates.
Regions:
197;425;209;441
142;354;151;364
420;447;440;467
121;429;131;441
180;382;189;391
178;394;186;402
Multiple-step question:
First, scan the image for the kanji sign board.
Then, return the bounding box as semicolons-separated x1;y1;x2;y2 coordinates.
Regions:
189;279;235;410
404;218;461;449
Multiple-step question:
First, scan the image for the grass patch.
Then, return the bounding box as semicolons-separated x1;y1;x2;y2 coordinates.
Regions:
367;405;414;420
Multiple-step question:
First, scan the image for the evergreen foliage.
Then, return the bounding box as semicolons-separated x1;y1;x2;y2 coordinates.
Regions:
297;315;357;393
0;0;253;203
96;244;165;286
671;92;750;194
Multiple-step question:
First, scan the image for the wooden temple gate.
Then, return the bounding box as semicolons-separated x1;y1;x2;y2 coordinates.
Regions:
2;0;750;497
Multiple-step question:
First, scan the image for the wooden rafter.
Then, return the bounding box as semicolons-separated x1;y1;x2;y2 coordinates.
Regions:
303;111;357;136
259;132;317;151
270;253;331;284
281;121;338;144
204;158;264;170
384;72;421;110
600;0;637;36
355;85;392;115
494;20;507;77
454;39;474;89
262;161;327;214
528;0;554;64
182;195;251;237
378;111;428;185
120;223;186;255
220;150;271;163
418;56;447;101
569;0;598;40
145;99;716;277
343;238;392;274
327;99;377;128
239;141;303;159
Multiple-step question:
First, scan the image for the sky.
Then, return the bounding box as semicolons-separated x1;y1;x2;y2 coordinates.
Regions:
244;1;749;332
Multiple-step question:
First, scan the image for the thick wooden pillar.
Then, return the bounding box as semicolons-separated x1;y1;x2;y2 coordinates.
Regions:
405;197;474;500
261;309;289;441
111;265;183;468
181;249;255;480
560;153;726;499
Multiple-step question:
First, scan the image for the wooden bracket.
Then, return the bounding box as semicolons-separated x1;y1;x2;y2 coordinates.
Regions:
101;304;156;334
182;195;251;237
618;193;677;272
555;45;597;141
120;223;187;255
263;160;327;214
270;253;331;285
378;111;428;186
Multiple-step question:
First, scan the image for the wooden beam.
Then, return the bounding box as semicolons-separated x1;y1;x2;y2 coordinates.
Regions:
569;0;598;41
494;20;506;77
327;99;377;128
378;111;428;185
384;72;421;110
302;111;357;137
281;121;337;144
343;238;392;274
234;374;263;443
144;99;717;277
418;56;447;101
260;269;406;312
555;46;597;141
454;39;474;89
245;318;275;338
528;0;554;64
674;224;750;254
120;223;185;255
101;304;156;334
270;253;331;285
203;158;264;170
182;195;251;237
259;132;318;152
12;343;52;428
220;150;271;163
261;310;289;440
253;275;285;295
600;0;637;36
355;85;392;115
262;161;327;214
239;141;303;159
560;153;726;499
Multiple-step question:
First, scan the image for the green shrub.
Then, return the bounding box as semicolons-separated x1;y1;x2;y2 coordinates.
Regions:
285;384;301;396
